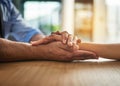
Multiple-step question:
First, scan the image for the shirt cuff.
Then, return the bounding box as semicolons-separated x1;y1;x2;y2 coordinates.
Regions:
23;30;40;42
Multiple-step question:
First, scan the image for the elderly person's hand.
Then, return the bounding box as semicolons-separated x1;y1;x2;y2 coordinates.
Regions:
31;31;99;60
34;41;98;61
31;31;81;50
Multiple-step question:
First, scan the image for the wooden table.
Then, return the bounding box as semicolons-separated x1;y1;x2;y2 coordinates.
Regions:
0;59;120;86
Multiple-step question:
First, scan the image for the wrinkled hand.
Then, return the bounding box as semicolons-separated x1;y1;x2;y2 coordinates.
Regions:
31;31;99;60
37;42;98;61
31;31;80;46
31;31;80;50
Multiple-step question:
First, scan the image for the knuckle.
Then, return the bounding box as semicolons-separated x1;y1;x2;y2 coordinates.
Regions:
77;39;81;43
51;32;55;34
49;34;55;38
62;31;68;34
56;31;60;33
68;34;72;37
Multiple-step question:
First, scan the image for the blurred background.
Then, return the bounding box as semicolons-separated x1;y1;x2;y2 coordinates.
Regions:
13;0;120;43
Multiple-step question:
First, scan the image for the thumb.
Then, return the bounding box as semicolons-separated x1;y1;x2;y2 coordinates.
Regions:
73;50;98;60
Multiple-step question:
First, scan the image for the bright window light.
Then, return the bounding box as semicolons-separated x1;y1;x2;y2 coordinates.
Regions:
24;1;60;20
23;1;61;35
106;0;120;6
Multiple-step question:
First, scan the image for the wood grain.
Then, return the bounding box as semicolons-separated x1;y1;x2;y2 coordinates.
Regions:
0;60;120;86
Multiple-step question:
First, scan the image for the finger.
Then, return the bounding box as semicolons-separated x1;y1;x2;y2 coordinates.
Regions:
73;36;81;50
51;31;61;35
52;31;70;44
73;50;98;60
72;44;79;51
31;41;43;46
61;31;69;44
77;39;81;45
49;34;62;42
72;36;80;50
73;36;77;46
72;56;86;60
31;35;62;46
67;34;73;46
31;37;50;46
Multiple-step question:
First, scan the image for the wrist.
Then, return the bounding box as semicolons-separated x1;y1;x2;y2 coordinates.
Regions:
79;42;92;51
31;45;48;60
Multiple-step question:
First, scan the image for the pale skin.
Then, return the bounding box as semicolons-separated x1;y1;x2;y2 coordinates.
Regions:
78;43;120;60
32;31;120;60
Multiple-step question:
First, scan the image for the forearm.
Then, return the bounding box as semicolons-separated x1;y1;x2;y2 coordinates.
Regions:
79;43;120;59
0;38;46;61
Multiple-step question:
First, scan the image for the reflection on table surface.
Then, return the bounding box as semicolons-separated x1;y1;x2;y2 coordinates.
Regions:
0;58;120;86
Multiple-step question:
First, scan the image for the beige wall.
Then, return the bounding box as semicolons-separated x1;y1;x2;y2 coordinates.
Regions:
61;0;75;35
93;0;107;42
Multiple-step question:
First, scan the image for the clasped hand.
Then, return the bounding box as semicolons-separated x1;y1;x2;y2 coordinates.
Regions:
31;31;98;61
